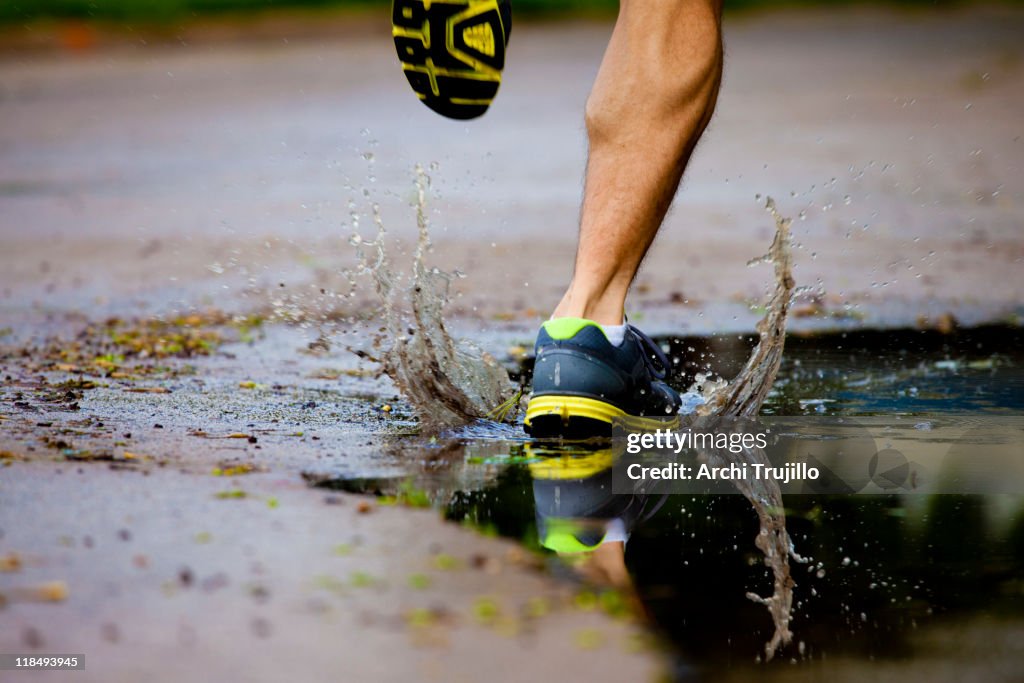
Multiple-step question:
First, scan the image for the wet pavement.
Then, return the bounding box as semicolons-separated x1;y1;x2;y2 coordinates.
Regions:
0;318;671;681
2;314;1023;680
1;464;662;683
2;5;1024;682
1;7;1022;333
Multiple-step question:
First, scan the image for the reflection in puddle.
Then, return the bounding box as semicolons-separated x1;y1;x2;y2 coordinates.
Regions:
309;327;1024;678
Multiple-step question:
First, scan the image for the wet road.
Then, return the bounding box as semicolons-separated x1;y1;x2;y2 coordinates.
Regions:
2;7;1024;682
1;7;1022;333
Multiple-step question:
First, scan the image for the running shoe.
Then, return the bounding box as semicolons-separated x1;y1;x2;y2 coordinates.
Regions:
392;0;511;120
524;318;682;438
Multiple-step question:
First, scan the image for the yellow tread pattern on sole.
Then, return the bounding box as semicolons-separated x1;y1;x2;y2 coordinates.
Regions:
524;395;626;427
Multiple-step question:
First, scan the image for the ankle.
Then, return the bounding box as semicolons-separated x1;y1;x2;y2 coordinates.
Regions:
551;286;626;326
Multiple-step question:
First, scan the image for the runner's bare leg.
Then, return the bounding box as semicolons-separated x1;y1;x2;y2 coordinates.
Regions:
552;0;724;325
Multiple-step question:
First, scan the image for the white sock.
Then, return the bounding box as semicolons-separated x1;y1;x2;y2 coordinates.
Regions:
600;323;627;347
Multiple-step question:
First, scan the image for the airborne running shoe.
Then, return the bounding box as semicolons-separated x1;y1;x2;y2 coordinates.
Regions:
392;0;511;120
524;318;682;438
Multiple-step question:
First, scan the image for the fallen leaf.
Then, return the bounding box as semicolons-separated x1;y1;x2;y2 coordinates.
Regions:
0;553;22;572
30;581;69;602
573;628;604;650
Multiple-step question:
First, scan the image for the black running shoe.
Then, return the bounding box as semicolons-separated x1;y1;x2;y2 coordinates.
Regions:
392;0;511;120
524;318;682;438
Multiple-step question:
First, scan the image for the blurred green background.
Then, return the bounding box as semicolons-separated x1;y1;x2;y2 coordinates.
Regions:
0;0;1012;25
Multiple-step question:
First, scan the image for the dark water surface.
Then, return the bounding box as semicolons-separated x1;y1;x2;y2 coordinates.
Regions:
315;325;1024;678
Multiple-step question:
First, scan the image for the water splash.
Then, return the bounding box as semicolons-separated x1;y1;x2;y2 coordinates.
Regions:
353;172;800;656
350;165;518;432
700;198;794;418
696;197;803;660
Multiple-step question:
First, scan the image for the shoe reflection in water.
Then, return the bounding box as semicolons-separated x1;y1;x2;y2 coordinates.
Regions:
526;445;738;680
527;445;664;601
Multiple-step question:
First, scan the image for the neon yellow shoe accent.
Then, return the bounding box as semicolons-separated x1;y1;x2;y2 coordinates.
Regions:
526;446;614;481
445;4;504;76
524;395;681;433
462;23;495;57
541;317;605;341
524;395;627;428
541;519;604;554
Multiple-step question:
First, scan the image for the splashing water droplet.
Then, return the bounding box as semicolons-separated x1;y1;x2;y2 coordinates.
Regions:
346;164;517;432
694;196;802;660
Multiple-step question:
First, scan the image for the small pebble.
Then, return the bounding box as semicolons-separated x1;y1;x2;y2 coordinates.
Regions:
179;567;194;587
251;617;272;639
101;622;120;643
23;626;44;649
250;585;271;604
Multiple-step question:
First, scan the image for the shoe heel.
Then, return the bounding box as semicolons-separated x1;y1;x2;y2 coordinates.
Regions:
524;395;624;438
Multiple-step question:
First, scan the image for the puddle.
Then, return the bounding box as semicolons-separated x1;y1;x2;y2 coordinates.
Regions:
307;324;1024;677
340;179;803;656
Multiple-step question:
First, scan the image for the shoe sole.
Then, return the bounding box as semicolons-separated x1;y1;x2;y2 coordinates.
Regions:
392;0;509;120
524;395;676;439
